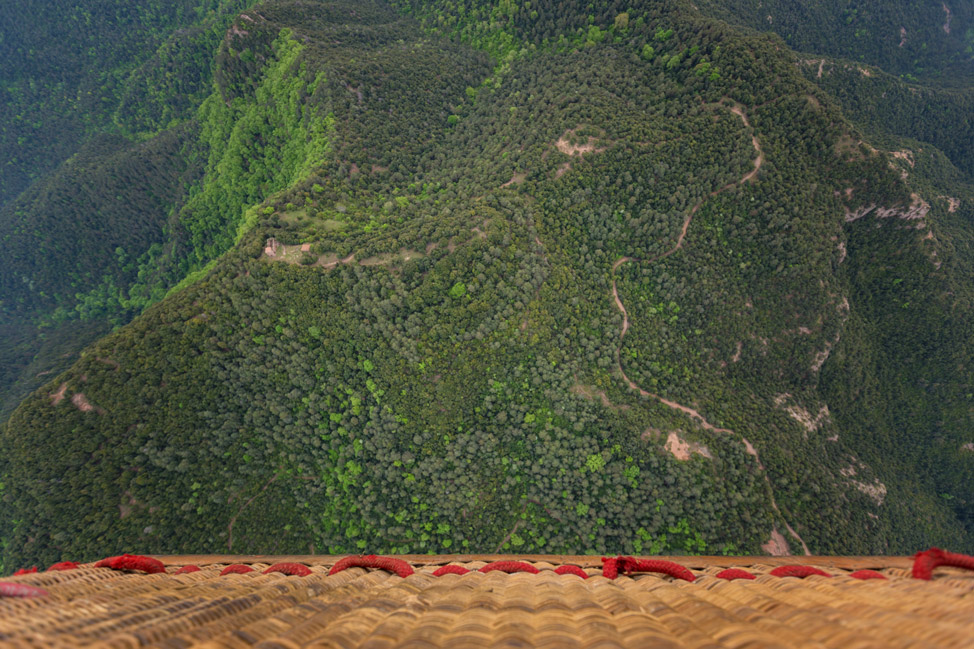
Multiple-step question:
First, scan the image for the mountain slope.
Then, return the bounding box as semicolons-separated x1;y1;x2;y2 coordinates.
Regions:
1;0;972;568
694;0;974;82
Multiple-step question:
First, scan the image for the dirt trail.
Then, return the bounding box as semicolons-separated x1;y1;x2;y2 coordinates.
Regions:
610;103;810;555
611;257;632;336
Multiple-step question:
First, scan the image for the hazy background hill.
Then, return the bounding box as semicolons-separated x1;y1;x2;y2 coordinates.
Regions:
696;0;974;83
1;0;972;569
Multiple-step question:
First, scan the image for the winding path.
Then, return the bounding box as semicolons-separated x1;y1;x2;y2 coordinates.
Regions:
611;102;810;556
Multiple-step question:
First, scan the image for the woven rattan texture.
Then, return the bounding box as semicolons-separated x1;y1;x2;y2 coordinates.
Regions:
1;558;972;648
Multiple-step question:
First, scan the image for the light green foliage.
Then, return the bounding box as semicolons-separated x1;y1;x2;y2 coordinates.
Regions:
181;30;335;265
585;453;606;473
586;25;605;45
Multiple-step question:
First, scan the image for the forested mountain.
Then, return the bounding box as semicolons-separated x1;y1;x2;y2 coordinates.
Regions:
695;0;974;83
0;0;255;419
0;0;251;208
1;0;972;569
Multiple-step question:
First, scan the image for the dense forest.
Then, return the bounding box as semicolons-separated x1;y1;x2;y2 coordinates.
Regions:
694;0;974;83
1;0;972;569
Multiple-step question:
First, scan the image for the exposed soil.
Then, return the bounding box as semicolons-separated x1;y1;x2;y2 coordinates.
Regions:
665;431;712;461
320;253;356;269
501;172;526;187
361;249;423;266
265;215;490;271
762;529;791;556
50;382;68;405
891;150;915;167
555;128;608;156
840;461;887;506
774;394;831;434
844;194;931;222
71;392;105;414
943;3;952;34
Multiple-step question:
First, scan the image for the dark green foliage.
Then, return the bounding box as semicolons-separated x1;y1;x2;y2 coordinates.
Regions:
693;0;974;82
802;61;974;179
0;125;203;317
1;0;973;570
0;0;251;208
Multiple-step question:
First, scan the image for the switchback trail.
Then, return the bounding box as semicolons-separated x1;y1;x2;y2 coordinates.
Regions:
610;102;810;555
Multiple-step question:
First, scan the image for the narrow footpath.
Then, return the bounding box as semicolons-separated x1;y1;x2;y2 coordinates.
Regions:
611;102;810;555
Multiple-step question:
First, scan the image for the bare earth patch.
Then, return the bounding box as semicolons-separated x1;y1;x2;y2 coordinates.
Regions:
845;193;930;222
840;463;887;506
731;340;743;363
501;172;526;187
774;394;831;435
361;249;423;266
940;196;960;213
762;529;791;556
641;428;663;442
891;150;915;167
72;392;105;414
665;431;712;461
555;128;608;156
899;27;907;47
810;298;849;372
961;443;974;452
943;3;952;34
320;253;356;269
50;382;68;405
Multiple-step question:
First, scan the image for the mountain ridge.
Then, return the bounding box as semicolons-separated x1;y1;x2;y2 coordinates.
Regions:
1;0;972;569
